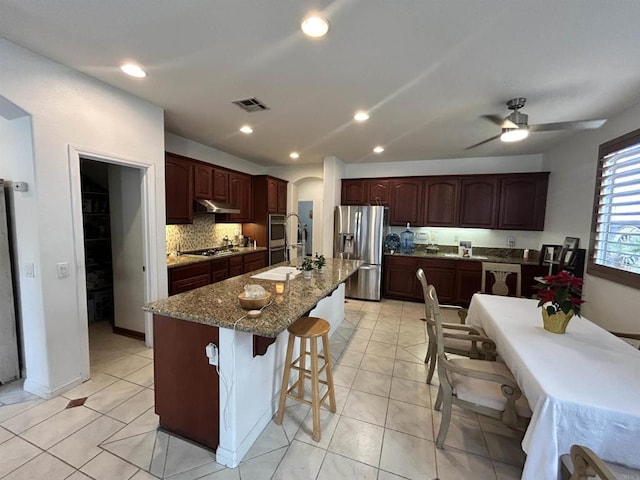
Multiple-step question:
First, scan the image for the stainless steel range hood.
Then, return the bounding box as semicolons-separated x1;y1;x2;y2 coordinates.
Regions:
194;198;240;214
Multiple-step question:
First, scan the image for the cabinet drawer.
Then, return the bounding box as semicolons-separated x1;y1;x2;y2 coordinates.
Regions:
211;258;229;283
418;258;456;270
244;251;267;273
386;255;418;267
171;274;210;296
170;261;211;281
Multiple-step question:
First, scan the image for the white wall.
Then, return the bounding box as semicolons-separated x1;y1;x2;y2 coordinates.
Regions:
165;132;265;175
542;101;640;331
322;156;346;257
0;39;166;397
344;154;544;178
0;113;42;380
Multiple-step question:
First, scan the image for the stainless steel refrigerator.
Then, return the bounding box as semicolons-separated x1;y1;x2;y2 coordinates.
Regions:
334;205;388;301
0;179;19;384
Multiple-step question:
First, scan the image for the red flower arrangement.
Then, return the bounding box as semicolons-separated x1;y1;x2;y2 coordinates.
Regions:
534;271;584;317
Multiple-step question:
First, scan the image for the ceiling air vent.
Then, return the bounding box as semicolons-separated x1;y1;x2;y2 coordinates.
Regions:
232;97;270;112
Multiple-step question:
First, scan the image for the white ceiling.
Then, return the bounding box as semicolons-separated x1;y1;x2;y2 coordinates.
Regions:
2;1;640;166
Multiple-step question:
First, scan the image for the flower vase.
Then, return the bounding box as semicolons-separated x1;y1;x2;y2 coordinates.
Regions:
303;270;313;280
541;309;574;334
317;267;325;274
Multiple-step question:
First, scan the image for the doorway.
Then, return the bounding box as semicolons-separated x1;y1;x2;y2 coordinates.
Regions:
80;159;146;340
70;147;153;383
298;201;313;256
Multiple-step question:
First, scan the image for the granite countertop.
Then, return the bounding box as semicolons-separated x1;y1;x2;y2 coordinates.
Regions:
167;246;268;268
386;246;542;266
145;258;362;337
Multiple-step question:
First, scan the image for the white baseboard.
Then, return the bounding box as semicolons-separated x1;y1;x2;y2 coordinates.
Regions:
23;375;84;399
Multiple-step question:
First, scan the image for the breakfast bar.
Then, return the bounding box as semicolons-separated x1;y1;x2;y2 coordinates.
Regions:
143;258;361;468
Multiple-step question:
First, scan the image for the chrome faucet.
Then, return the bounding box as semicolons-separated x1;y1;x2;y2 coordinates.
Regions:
284;212;306;264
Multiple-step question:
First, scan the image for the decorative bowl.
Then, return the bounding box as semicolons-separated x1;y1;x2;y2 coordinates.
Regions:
238;291;271;309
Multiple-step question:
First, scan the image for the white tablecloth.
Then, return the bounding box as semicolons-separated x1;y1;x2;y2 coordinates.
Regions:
466;294;640;480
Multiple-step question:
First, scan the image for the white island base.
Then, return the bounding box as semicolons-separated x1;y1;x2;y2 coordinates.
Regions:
215;283;345;468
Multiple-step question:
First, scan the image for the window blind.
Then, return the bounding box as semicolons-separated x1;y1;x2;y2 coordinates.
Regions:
593;141;640;274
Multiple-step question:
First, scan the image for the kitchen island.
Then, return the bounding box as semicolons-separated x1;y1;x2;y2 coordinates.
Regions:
143;258;361;468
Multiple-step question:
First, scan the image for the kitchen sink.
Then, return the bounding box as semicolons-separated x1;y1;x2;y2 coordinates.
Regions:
443;253;488;260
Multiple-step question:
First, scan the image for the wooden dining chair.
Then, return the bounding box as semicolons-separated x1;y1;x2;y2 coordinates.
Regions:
481;262;522;297
422;282;531;447
560;444;640;480
417;268;496;384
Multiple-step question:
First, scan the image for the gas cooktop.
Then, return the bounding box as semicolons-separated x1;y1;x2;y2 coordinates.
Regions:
184;246;240;256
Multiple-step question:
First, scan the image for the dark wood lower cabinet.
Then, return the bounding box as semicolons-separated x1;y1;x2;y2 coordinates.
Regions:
243;251;267;273
383;256;418;299
229;256;243;277
418;258;456;303
455;261;482;304
169;262;211;296
154;315;219;450
168;250;268;296
383;255;547;305
211;258;229;283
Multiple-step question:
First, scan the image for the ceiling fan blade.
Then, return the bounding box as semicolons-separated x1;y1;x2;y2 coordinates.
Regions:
481;114;505;126
465;134;501;150
529;119;607;132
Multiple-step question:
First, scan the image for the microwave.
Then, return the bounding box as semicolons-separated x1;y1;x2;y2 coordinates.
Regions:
268;214;286;248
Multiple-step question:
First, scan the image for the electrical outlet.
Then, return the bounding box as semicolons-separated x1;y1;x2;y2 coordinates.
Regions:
507;236;516;248
205;343;219;366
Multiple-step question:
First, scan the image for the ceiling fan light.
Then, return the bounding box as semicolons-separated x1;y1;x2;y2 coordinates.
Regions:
301;15;329;38
501;127;529;143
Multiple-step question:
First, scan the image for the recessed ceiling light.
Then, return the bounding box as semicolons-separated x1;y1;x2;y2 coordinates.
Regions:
373;146;385;154
500;127;529;142
120;63;147;78
301;15;330;38
289;152;300;159
240;125;253;134
354;111;370;122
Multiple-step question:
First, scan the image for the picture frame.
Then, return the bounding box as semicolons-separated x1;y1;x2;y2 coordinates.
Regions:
561;237;580;267
539;244;562;265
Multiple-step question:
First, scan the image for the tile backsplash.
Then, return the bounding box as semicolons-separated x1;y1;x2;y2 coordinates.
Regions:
166;215;242;254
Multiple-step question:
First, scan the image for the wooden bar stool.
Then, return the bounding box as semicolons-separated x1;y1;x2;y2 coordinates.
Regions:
275;316;336;442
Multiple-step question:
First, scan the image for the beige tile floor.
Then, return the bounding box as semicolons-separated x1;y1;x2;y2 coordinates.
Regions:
0;299;525;479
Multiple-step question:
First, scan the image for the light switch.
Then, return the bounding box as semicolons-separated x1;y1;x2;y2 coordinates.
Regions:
25;262;35;278
56;262;69;278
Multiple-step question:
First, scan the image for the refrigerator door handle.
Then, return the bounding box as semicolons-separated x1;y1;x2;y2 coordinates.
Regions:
354;210;361;259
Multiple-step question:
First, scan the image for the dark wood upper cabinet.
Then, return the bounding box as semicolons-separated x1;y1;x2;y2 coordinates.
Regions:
341;179;366;205
277;179;287;214
459;177;499;228
498;173;549;231
212;167;230;203
193;164;213;199
227;171;252;223
165;153;193;224
341;179;390;205
366;180;390;205
389;178;422;225
423;177;459;226
267;177;278;213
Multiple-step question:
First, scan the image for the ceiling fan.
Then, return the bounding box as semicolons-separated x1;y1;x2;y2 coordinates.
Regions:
466;97;607;149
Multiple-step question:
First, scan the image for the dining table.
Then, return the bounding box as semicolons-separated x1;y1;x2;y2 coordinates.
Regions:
466;293;640;480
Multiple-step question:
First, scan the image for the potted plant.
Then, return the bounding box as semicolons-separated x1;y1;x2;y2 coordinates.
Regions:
533;271;584;334
314;254;326;273
301;257;314;279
